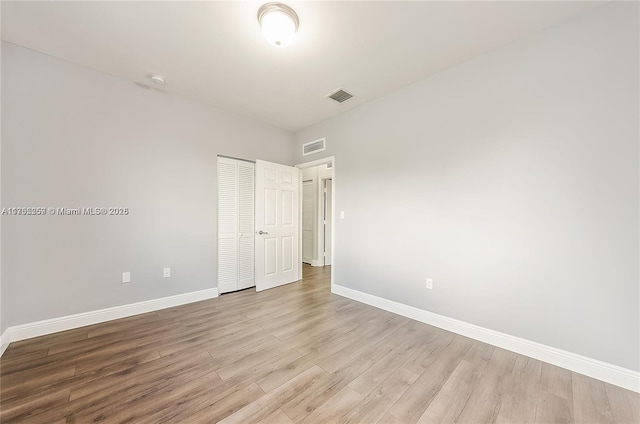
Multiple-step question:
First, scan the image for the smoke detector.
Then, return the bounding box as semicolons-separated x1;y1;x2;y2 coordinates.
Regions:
149;74;166;86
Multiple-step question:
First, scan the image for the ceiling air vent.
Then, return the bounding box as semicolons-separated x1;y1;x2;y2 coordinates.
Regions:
302;138;326;156
327;88;353;104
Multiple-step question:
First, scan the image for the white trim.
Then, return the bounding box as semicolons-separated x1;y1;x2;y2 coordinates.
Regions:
0;329;10;357
0;288;218;356
296;155;335;170
332;284;640;393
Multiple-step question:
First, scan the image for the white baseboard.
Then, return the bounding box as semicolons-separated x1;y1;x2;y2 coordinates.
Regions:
0;288;218;356
332;284;639;393
0;329;10;357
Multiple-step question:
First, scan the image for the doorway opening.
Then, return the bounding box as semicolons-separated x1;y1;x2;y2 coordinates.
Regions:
296;156;335;289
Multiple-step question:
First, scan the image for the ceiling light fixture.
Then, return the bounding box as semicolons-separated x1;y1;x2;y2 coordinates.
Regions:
257;3;299;47
149;74;166;86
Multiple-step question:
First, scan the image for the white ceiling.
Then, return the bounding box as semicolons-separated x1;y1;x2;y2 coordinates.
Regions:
2;1;604;131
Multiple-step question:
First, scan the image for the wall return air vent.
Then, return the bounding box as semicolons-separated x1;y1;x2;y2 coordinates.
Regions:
327;88;354;103
302;138;326;156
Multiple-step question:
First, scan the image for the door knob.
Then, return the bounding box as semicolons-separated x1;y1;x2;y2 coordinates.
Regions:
258;230;269;235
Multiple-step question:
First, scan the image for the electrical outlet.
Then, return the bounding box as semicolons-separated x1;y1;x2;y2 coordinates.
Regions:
122;272;131;284
340;211;345;219
426;278;433;290
163;267;171;278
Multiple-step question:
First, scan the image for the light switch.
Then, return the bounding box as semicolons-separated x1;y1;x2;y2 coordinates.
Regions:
340;211;345;219
122;272;131;283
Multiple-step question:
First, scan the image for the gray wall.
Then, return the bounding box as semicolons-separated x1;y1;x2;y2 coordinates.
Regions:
0;30;4;336
294;3;639;371
1;42;293;327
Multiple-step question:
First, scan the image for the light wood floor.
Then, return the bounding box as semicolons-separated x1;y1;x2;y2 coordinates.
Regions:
1;265;638;423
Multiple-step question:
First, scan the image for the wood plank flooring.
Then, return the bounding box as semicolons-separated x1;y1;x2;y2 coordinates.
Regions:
1;265;638;423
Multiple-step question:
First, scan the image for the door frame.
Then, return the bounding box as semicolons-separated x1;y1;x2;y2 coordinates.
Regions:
295;156;335;289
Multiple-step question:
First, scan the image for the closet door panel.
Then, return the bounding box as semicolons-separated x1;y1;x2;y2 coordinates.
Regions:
218;157;255;294
238;161;255;289
238;237;255;290
218;157;239;294
218;238;238;294
218;158;238;237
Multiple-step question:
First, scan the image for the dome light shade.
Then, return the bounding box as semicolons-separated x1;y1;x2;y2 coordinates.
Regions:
257;3;299;47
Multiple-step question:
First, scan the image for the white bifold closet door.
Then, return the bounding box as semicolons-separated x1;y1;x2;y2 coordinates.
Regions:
217;157;255;294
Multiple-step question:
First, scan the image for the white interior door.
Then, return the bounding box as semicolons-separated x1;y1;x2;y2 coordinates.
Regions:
324;179;333;266
255;160;300;292
302;180;314;264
